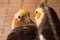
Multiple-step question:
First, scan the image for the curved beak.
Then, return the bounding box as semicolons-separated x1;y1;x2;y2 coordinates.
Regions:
25;16;35;24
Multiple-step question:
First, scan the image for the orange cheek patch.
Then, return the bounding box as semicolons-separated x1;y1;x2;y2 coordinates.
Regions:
14;18;19;26
36;13;41;19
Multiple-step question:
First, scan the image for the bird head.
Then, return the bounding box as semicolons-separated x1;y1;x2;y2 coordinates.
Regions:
12;9;34;29
35;7;44;27
35;1;49;27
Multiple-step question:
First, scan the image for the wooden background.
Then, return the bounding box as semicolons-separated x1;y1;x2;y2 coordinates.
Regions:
0;0;60;40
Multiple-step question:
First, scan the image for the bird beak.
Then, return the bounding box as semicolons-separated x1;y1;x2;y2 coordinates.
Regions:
13;18;19;26
35;13;41;20
30;18;35;24
25;16;34;24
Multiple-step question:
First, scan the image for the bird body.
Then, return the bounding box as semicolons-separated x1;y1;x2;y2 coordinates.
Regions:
45;7;60;40
35;2;60;40
35;7;55;40
7;25;38;40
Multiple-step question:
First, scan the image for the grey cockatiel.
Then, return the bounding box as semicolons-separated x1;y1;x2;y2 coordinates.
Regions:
11;9;34;29
34;0;60;40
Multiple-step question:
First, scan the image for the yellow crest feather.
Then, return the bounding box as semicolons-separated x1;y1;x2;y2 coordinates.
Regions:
16;9;30;16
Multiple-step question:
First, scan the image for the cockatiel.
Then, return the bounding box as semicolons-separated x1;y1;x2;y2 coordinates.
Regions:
10;9;38;40
12;9;34;29
34;1;60;40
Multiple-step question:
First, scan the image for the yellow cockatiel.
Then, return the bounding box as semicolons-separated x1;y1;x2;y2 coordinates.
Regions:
11;9;34;29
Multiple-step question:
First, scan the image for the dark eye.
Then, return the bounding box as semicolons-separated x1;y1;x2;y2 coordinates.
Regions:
36;11;38;14
18;16;21;19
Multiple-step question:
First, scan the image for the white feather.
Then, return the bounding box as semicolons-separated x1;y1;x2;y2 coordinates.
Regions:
35;7;44;27
11;19;14;29
39;34;46;40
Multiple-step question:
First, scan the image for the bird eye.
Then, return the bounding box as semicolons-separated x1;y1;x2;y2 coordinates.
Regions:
18;16;21;19
36;11;38;14
18;16;20;18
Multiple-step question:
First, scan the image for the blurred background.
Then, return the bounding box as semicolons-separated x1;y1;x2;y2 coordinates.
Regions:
0;0;60;40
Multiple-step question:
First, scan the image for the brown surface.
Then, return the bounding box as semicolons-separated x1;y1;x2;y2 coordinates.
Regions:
0;0;60;40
